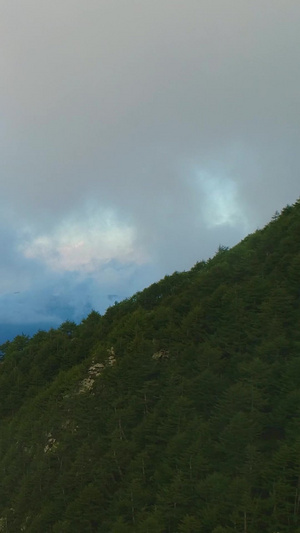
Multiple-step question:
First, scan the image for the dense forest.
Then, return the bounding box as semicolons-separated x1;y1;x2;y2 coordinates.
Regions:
0;199;300;532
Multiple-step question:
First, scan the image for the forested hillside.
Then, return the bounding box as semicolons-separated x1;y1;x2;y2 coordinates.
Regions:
0;199;300;532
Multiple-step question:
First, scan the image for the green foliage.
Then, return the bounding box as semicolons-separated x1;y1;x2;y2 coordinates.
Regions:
0;199;300;531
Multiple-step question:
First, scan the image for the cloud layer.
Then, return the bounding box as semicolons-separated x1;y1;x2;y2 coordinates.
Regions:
0;0;299;338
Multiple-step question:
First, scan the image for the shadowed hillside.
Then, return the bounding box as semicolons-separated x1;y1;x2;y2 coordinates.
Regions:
0;199;300;532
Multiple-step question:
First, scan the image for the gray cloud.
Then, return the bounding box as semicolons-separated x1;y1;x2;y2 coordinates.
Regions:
0;0;299;333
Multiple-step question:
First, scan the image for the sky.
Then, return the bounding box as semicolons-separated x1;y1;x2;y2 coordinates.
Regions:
1;0;299;341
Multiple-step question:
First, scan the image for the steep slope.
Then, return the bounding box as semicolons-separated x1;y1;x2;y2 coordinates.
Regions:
0;199;300;532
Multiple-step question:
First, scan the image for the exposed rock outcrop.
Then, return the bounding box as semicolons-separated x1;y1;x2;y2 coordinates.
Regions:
78;348;116;394
152;350;169;361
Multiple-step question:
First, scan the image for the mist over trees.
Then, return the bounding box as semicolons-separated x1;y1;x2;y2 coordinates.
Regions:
0;199;300;532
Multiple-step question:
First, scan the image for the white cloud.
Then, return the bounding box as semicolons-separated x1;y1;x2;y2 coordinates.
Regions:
21;209;147;273
196;171;247;229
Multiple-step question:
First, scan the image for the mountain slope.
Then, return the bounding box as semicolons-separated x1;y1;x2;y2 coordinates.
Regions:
0;199;300;532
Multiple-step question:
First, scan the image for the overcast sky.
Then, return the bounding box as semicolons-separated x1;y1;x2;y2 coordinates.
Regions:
1;0;299;340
